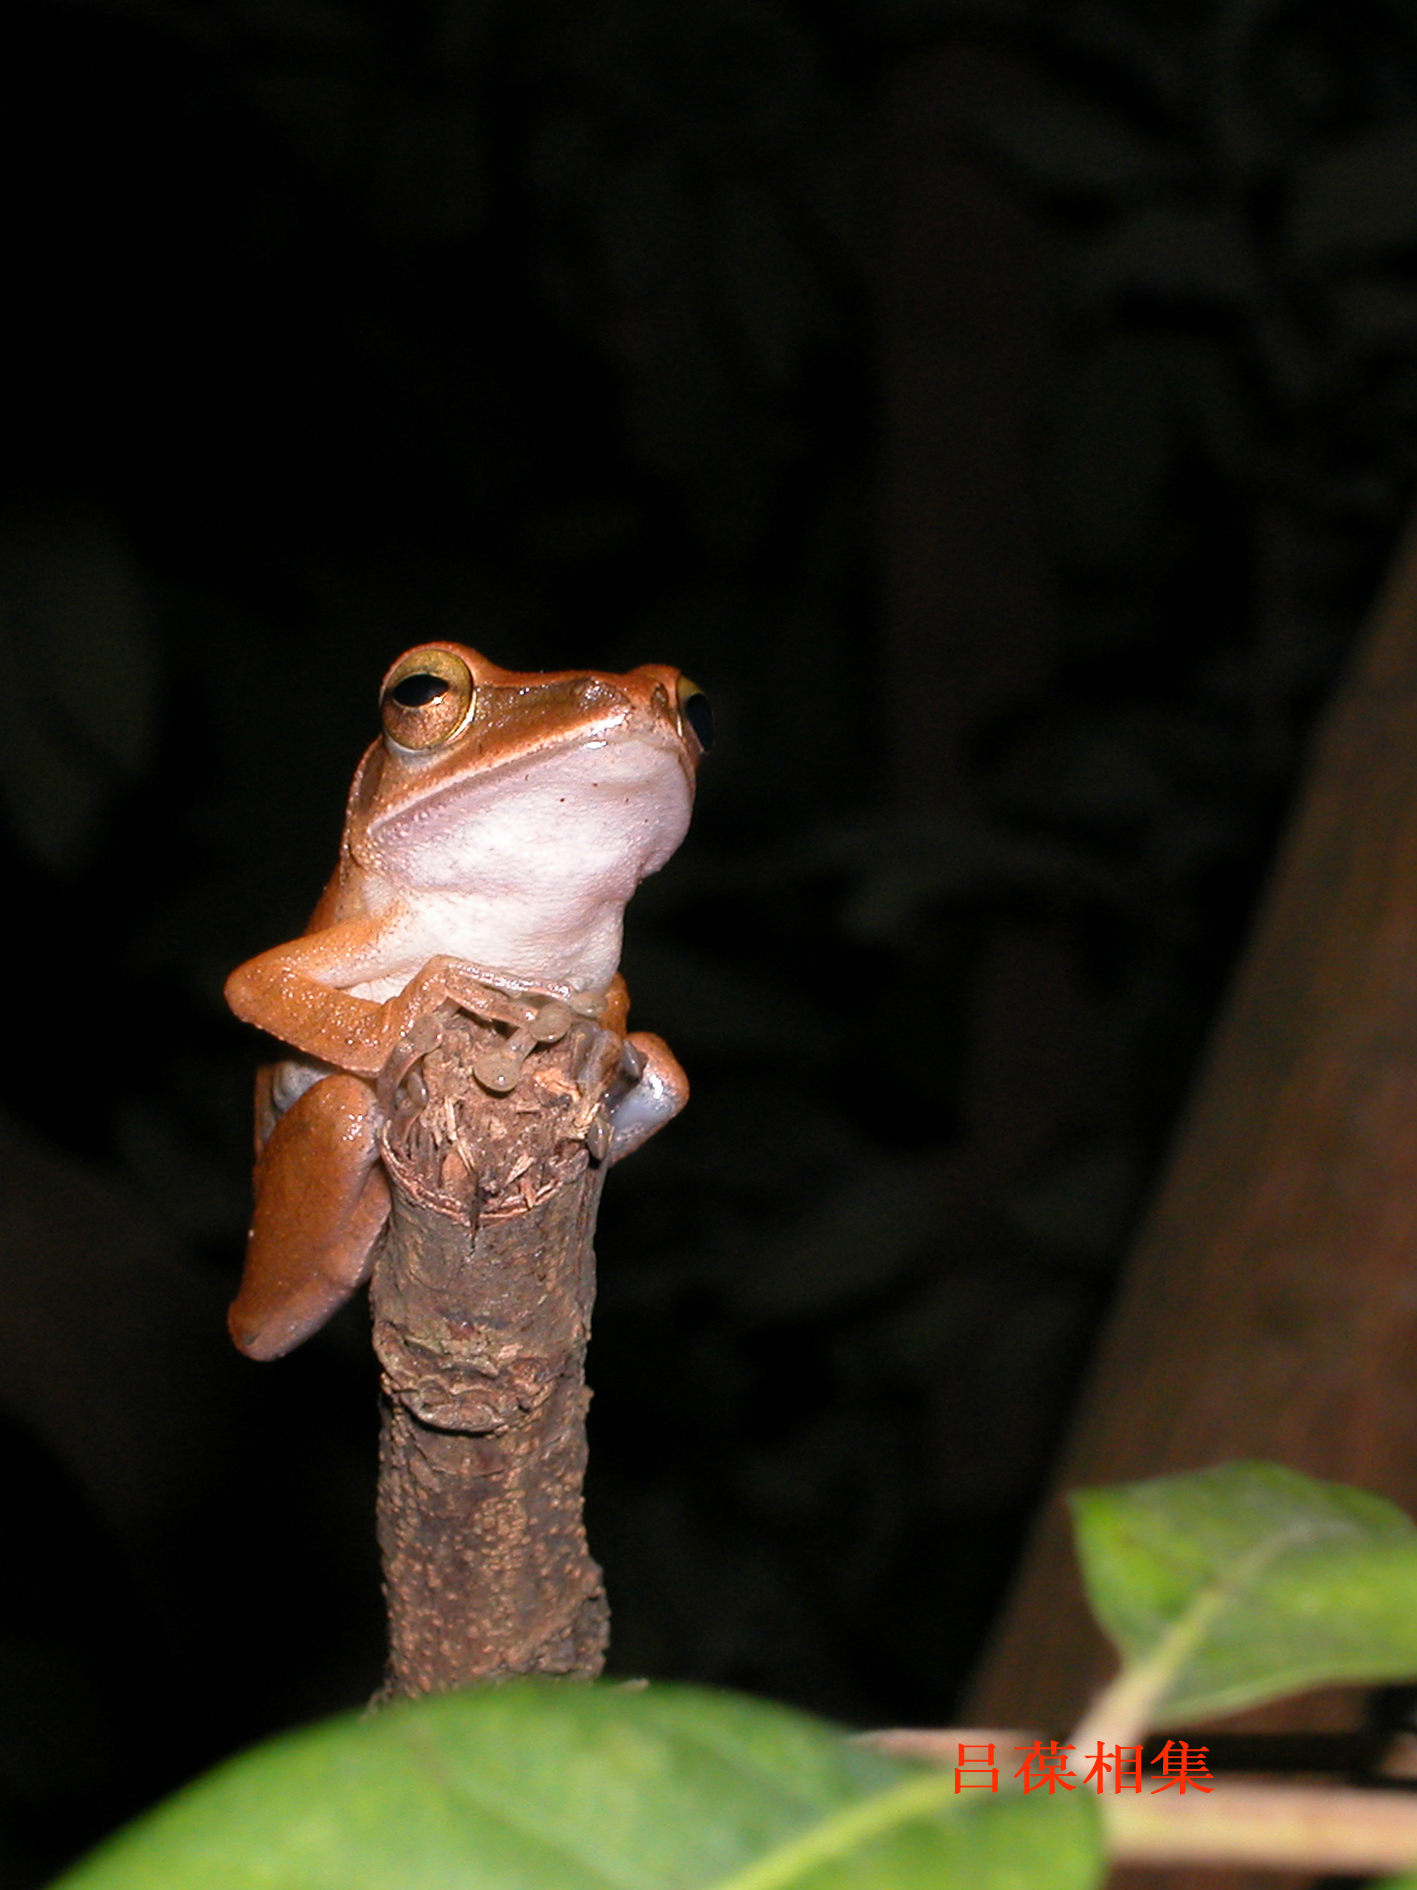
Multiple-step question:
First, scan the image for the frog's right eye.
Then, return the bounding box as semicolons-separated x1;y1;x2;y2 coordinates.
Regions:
379;648;476;750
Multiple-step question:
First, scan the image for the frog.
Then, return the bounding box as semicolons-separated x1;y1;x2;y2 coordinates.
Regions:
224;641;712;1362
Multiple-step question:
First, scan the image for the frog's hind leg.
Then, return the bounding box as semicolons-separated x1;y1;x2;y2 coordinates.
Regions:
229;1073;390;1362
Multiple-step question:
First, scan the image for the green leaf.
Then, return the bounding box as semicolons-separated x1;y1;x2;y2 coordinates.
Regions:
710;1786;1098;1890
1072;1461;1417;1727
50;1680;1102;1890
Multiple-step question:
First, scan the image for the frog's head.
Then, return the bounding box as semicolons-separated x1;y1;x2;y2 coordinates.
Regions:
345;643;711;899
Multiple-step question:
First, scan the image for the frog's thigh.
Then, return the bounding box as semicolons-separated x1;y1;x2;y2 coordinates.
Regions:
606;1031;689;1165
229;1074;390;1362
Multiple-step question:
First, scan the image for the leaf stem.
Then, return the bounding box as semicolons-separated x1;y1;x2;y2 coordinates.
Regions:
703;1770;960;1890
1108;1781;1417;1873
859;1730;1417;1875
1072;1523;1317;1751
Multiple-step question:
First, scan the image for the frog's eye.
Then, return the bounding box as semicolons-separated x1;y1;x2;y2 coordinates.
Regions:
676;676;714;753
380;648;476;750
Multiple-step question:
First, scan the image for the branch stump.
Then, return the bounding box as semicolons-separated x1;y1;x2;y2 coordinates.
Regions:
369;991;622;1696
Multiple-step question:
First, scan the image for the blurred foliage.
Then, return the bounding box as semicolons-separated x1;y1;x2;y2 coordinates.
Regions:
4;0;1417;1880
53;1677;1102;1890
48;1462;1417;1889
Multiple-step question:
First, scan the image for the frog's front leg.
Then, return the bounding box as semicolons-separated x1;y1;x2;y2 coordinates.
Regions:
225;921;561;1359
230;1067;390;1361
224;913;493;1078
606;1032;689;1164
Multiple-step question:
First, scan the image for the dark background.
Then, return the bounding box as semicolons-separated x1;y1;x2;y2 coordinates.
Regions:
2;0;1416;1881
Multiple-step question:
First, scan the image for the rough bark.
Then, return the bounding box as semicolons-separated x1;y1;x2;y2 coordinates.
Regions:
369;991;621;1696
963;514;1417;1888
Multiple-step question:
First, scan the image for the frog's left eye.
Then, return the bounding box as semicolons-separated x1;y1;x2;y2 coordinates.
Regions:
380;648;475;750
676;676;714;753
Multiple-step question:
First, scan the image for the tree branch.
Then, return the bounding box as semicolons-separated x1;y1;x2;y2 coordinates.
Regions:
370;990;623;1696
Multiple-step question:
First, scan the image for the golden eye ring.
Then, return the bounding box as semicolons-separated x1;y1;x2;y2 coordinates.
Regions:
379;647;476;751
676;675;714;753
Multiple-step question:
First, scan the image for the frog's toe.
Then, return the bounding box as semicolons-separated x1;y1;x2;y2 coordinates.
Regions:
606;1031;689;1164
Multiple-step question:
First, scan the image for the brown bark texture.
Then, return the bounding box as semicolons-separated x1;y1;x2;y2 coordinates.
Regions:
963;514;1417;1888
369;991;622;1697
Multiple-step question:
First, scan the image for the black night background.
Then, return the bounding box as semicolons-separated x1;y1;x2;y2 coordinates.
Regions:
1;1;1415;1880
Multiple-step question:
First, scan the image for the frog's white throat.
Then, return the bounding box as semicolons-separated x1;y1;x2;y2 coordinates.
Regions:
356;736;693;996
